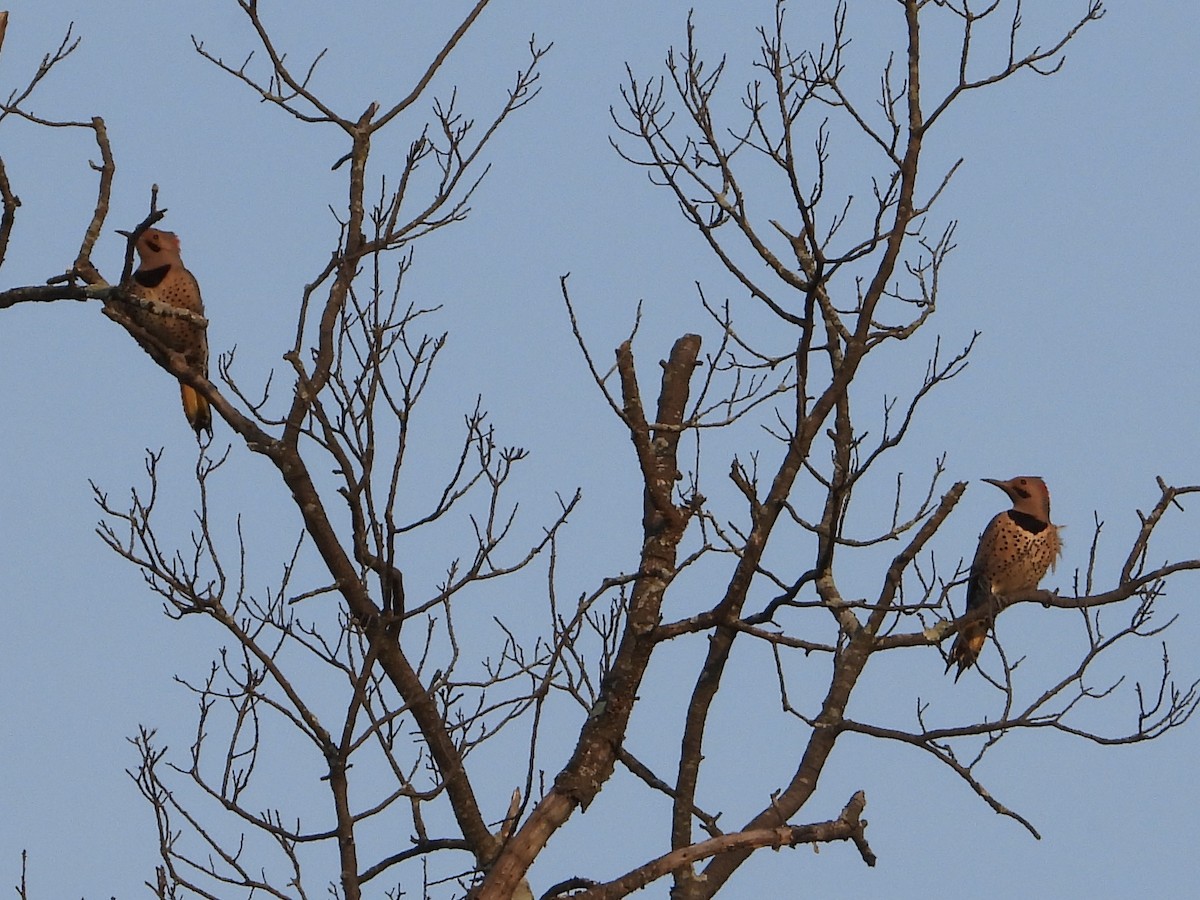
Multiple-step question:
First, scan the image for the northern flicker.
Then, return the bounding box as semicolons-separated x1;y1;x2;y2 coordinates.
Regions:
946;476;1061;680
119;227;212;436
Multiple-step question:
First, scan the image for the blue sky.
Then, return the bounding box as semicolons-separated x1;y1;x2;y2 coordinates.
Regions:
1;2;1198;898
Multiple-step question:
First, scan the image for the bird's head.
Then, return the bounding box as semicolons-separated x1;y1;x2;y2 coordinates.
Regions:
117;227;182;264
983;476;1052;523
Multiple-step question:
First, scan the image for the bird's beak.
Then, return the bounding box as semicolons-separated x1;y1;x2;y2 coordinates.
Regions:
115;229;133;238
982;477;1011;493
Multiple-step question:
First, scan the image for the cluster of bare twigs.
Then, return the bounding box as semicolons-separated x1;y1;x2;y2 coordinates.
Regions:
2;2;1197;900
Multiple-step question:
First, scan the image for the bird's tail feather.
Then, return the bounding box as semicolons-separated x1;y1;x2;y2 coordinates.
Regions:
946;624;987;682
181;383;212;438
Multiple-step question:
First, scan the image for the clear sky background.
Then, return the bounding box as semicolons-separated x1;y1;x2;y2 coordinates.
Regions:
1;2;1197;898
